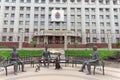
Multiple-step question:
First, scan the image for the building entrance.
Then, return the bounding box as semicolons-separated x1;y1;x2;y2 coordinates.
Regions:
48;36;64;44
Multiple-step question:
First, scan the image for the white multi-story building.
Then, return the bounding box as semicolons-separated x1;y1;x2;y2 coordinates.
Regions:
0;0;120;45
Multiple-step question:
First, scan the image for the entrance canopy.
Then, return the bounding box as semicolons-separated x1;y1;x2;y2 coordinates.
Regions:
33;30;81;36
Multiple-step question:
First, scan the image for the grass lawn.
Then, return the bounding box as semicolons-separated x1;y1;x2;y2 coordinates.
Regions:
0;50;43;60
0;49;119;60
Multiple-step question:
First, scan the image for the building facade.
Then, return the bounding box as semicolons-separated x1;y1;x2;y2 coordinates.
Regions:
0;0;120;45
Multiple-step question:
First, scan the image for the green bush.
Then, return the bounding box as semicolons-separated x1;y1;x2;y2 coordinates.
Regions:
30;41;37;47
115;42;120;47
65;50;118;60
0;50;43;60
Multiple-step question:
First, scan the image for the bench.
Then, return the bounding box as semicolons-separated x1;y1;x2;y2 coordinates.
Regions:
0;56;14;76
92;59;105;75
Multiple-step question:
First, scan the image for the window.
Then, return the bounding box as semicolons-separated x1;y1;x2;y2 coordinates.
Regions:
101;29;105;34
85;0;89;4
19;21;23;25
10;21;14;25
41;0;45;3
5;6;9;10
85;22;90;26
34;7;39;11
71;8;75;12
12;0;16;3
77;15;81;19
8;36;13;41
86;29;90;33
24;36;29;41
106;0;110;4
77;22;81;27
49;22;53;26
71;0;75;3
99;8;103;12
34;21;38;26
35;0;39;3
100;22;104;27
55;22;60;26
49;7;53;12
114;15;118;19
20;7;24;11
101;37;105;43
85;8;89;12
115;30;119;34
99;0;103;4
106;8;110;12
77;8;81;12
10;28;14;32
5;0;9;2
11;14;15;18
71;15;75;19
63;0;67;3
71;22;75;26
4;13;9;18
20;0;24;3
92;22;96;26
4;20;8;25
93;37;97;42
2;36;7;41
62;22;67;26
20;14;24;18
25;28;29;33
92;29;96;34
26;14;30;18
114;8;118;12
26;0;31;3
12;7;15;11
106;22;110;26
41;7;45;12
85;15;89;19
115;22;119;26
49;0;53;3
100;15;104;19
34;14;38;18
40;21;45;26
106;15;110;19
3;28;7;32
56;0;60;3
9;36;13;42
91;8;95;12
41;15;45;19
91;15;95;19
25;21;30;25
26;7;31;11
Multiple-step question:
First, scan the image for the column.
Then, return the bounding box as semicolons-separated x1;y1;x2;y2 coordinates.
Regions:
64;33;67;50
81;0;86;44
110;0;116;43
107;32;112;50
96;0;101;43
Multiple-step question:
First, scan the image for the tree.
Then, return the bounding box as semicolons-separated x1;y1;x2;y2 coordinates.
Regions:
30;41;37;47
115;42;120;48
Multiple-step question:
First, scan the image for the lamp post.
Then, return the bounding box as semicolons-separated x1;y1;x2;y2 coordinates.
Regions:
107;32;112;50
19;30;24;50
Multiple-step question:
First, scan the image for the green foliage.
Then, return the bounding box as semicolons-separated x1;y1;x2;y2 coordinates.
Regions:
65;50;117;60
115;42;120;47
0;50;43;60
73;42;78;48
0;46;7;48
30;41;37;47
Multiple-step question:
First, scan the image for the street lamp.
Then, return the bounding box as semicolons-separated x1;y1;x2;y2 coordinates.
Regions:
19;30;24;50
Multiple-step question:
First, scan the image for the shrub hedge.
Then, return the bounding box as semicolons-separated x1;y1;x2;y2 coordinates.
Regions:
0;50;119;60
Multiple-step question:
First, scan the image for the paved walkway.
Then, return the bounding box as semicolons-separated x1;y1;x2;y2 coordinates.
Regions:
0;64;120;80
